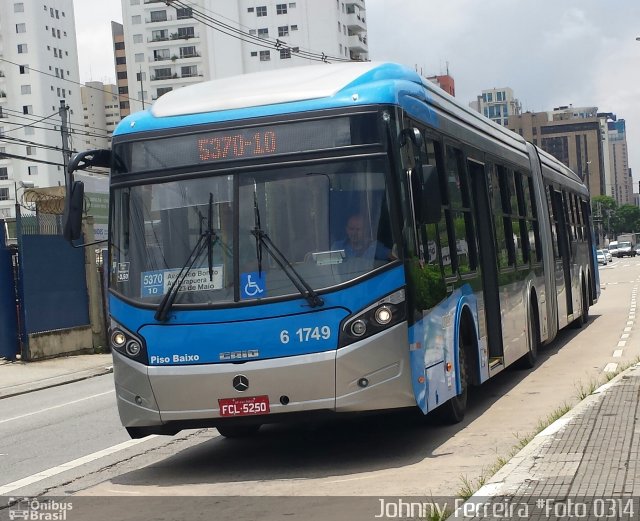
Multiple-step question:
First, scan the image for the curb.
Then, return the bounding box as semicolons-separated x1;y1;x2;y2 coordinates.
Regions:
462;362;639;501
0;365;113;400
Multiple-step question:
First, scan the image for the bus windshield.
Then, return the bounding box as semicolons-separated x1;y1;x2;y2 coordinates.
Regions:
109;157;398;306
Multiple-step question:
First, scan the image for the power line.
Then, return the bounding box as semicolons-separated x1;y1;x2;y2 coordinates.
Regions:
0;135;78;154
3;111;59;134
0;57;144;105
166;0;356;64
0;151;65;167
2;107;111;136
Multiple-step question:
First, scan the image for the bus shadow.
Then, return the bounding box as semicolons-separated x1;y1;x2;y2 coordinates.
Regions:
109;315;601;488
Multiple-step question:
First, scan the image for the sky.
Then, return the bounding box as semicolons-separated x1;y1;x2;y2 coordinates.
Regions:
73;0;640;184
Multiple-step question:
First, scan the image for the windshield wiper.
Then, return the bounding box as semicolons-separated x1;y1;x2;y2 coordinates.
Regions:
251;187;324;308
155;193;218;322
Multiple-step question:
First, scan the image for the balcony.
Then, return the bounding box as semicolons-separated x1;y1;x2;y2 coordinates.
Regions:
345;11;366;32
170;32;198;41
348;33;368;52
146;14;174;23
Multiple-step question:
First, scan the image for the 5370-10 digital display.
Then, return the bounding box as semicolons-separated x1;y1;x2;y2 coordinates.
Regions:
197;130;278;161
117;113;381;173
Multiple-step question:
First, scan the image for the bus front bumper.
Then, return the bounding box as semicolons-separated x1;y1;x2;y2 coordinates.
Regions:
112;322;415;432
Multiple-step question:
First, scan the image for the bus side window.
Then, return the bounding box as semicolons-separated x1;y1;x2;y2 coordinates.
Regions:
444;145;477;275
526;175;543;263
513;171;530;265
495;164;516;268
545;184;561;260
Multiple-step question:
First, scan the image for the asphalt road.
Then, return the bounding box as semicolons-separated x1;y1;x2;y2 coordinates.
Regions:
2;256;639;512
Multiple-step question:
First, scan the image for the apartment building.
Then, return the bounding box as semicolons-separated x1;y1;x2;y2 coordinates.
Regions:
0;0;83;218
119;0;368;113
608;120;633;205
508;106;613;198
470;87;521;127
80;82;121;150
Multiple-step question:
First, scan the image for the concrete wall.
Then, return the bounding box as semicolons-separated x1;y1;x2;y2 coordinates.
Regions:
27;325;94;361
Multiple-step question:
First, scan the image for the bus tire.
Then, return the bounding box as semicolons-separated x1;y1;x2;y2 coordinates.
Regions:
217;424;261;438
435;334;469;424
571;281;589;329
517;306;539;369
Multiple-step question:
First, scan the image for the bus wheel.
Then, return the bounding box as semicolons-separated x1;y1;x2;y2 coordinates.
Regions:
571;283;589;329
435;340;469;424
217;424;261;439
517;307;539;369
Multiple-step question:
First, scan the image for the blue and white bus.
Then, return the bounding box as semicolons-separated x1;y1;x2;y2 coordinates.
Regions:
65;62;598;438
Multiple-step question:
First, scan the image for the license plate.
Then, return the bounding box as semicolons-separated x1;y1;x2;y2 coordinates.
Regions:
218;395;270;417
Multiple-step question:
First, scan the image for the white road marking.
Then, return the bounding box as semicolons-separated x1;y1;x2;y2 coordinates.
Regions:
613;350;624;358
603;363;618;373
621;333;630;339
0;436;156;495
617;341;627;348
624;327;632;332
0;391;114;425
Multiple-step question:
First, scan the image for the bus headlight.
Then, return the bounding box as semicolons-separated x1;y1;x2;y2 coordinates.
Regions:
339;289;406;348
109;320;148;365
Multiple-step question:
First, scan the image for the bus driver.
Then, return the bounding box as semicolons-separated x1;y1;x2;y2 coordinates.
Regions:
332;213;395;261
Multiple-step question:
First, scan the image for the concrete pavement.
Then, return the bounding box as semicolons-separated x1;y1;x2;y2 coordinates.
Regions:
0;353;113;399
458;362;640;519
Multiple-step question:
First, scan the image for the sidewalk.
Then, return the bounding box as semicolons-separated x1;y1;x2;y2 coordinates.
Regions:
0;353;113;399
459;363;640;519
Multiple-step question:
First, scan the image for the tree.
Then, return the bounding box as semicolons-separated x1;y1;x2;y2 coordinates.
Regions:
591;195;617;242
613;205;640;235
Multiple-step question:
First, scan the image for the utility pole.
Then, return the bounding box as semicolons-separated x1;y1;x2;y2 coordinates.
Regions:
139;66;145;110
59;99;71;191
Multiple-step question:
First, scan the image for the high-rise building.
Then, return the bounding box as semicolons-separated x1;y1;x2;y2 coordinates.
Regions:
111;21;131;120
608;120;633;205
426;74;455;97
80;82;121;150
0;0;82;218
118;0;368;113
507;106;614;198
470;87;521;127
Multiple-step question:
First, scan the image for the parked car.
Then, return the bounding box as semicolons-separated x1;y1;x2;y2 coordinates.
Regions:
602;248;613;263
596;250;607;266
608;241;619;257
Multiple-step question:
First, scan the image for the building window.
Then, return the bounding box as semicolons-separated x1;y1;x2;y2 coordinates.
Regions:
134;53;144;63
25;127;34;136
180;46;196;58
0;168;8;181
17;44;27;53
114;41;125;50
28;166;37;176
0;188;9;201
23;105;32;115
19;64;28;74
257;28;268;38
177;26;195;38
153;48;169;61
117;56;127;64
26;146;35;155
176;7;192;19
250;51;258;57
14;2;24;12
280;48;291;59
117;71;127;79
289;2;296;7
256;6;267;16
181;65;197;77
247;7;254;12
259;50;270;61
291;24;298;30
136;71;146;81
16;23;26;33
154;67;172;80
132;15;141;24
276;4;287;14
157;87;172;97
130;0;140;3
20;85;31;94
151;29;167;41
133;34;143;43
120;101;130;109
278;26;289;37
150;10;167;22
118;86;128;94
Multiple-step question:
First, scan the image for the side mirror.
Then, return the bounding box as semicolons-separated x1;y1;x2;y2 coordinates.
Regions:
63;181;85;242
418;164;442;224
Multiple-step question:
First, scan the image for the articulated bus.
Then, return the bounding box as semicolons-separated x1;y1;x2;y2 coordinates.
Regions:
65;62;599;438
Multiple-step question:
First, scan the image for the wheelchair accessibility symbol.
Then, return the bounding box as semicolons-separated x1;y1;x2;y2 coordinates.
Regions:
241;272;266;299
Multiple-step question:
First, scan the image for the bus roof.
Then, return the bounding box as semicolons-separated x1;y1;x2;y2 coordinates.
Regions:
114;62;425;135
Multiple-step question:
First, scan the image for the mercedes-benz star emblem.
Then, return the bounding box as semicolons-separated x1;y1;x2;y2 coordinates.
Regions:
233;374;249;392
